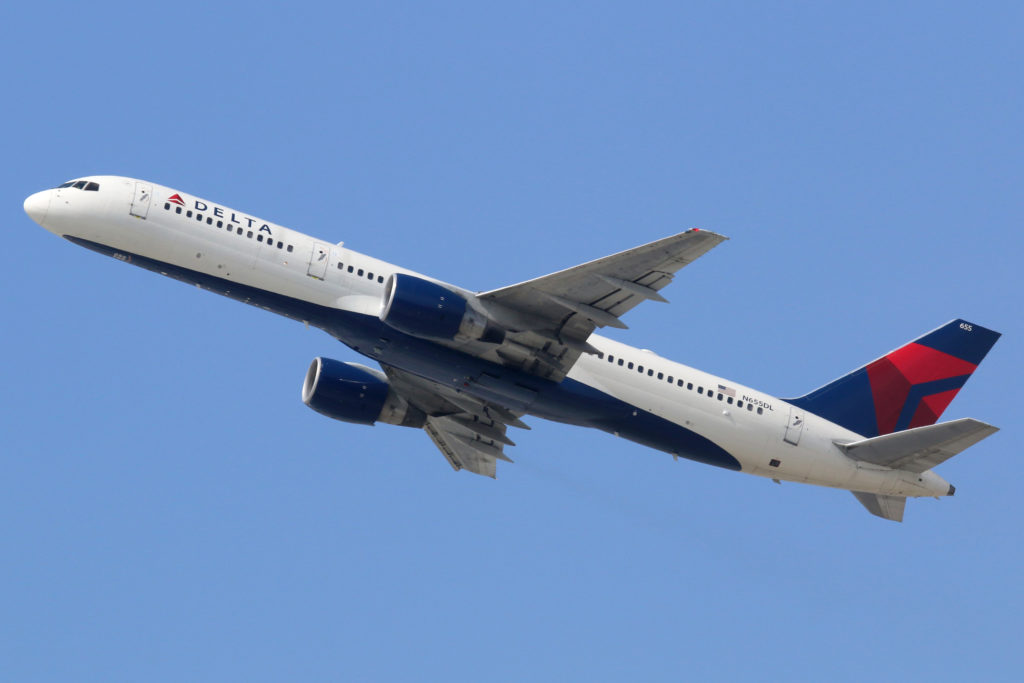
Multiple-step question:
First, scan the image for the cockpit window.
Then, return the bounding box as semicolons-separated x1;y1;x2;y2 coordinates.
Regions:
56;179;101;191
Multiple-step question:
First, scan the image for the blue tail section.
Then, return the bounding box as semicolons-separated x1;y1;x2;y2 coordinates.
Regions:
787;320;1000;437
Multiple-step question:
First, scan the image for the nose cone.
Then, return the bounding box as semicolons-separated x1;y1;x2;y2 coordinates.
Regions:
24;190;51;226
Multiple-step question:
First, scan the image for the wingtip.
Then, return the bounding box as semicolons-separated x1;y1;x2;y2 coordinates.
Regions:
686;227;730;241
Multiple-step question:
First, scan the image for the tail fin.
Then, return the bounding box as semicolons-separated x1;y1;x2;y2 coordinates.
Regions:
788;319;1000;437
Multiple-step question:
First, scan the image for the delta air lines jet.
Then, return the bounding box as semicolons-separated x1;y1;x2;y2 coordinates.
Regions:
24;176;1001;521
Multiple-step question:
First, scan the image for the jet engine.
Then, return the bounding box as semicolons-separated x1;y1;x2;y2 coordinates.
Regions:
301;357;425;427
379;273;505;344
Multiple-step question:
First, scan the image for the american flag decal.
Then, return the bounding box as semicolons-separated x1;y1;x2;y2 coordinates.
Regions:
718;384;735;397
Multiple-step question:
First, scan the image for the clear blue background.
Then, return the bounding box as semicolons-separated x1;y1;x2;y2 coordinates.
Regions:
2;2;1021;680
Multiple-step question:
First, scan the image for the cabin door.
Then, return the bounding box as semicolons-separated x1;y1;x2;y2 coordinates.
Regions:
307;242;330;280
130;182;152;219
784;406;805;446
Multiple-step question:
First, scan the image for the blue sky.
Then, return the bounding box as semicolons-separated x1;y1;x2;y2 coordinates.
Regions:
2;2;1022;680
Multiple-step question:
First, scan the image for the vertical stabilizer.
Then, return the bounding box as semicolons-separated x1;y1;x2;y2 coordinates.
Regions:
789;320;1000;437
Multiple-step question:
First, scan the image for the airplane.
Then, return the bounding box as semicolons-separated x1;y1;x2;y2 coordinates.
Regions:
24;176;1001;522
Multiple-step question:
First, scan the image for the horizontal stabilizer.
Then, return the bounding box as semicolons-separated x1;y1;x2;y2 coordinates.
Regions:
836;418;998;473
852;492;907;522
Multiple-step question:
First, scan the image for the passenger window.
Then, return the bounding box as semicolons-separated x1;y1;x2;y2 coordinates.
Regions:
627;362;634;369
206;217;213;225
378;275;384;283
747;404;753;411
287;245;293;252
164;203;170;210
257;234;264;242
358;269;364;276
717;394;723;400
277;242;284;249
687;383;693;390
737;401;743;408
638;365;644;373
727;397;734;404
337;262;343;269
647;369;653;376
757;407;763;415
697;387;703;394
217;220;223;228
247;231;253;238
347;265;354;273
666;375;672;382
196;214;203;222
186;210;193;218
617;359;624;366
267;239;273;246
237;227;243;234
176;207;182;214
367;272;374;280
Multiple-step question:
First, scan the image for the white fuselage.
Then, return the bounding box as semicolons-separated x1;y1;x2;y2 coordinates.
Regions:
24;176;952;499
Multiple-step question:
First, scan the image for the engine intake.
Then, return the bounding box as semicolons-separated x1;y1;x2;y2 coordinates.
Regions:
380;273;504;344
301;357;425;427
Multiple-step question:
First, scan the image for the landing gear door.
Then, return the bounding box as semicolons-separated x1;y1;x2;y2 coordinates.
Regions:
130;182;152;219
307;242;330;280
784;406;805;446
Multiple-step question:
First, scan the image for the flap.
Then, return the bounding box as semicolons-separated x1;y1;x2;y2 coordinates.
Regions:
382;364;527;478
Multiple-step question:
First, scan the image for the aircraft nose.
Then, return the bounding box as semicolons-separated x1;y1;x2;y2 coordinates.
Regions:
24;190;51;226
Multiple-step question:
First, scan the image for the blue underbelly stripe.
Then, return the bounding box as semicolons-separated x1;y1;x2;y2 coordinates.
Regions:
67;236;742;471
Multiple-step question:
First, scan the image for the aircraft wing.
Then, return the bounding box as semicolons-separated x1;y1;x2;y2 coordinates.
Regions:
382;364;528;478
474;229;727;380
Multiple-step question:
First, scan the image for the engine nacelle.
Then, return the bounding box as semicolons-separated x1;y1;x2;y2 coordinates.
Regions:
380;273;504;344
301;357;425;427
